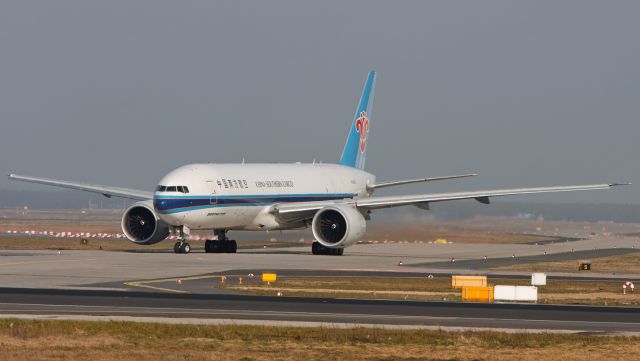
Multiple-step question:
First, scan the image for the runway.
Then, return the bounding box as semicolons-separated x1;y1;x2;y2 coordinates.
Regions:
1;238;639;290
0;287;638;333
0;226;638;334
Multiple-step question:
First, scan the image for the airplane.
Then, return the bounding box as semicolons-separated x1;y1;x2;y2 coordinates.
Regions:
8;70;628;255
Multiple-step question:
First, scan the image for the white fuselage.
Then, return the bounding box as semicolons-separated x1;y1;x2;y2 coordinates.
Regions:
153;163;375;231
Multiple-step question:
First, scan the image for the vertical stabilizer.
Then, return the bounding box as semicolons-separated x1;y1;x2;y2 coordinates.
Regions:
339;70;376;169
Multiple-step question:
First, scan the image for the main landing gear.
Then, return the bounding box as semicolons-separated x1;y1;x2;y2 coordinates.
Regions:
171;228;236;254
311;241;344;256
204;230;237;253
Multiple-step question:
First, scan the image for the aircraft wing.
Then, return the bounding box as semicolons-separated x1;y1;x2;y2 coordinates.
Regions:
273;183;627;217
367;173;477;191
8;174;152;201
355;183;626;210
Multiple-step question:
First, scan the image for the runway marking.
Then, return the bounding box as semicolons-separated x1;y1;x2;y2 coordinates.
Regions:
123;273;238;293
0;258;97;267
0;302;429;320
123;272;416;292
228;286;454;296
0;301;483;320
123;281;187;294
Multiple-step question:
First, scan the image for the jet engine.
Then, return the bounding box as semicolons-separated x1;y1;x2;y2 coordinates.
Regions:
311;205;366;248
121;201;170;245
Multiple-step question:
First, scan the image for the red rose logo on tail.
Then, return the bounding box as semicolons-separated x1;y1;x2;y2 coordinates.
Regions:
355;111;369;153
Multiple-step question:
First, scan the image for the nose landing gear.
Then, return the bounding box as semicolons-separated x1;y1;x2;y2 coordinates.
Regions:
174;241;191;254
173;226;191;254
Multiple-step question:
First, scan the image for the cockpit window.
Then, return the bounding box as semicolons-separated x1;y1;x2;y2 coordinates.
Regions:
156;185;188;193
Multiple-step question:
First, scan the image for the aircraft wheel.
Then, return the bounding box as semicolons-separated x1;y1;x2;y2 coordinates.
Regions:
225;240;237;253
182;243;191;254
174;241;182;253
205;240;226;253
311;242;344;256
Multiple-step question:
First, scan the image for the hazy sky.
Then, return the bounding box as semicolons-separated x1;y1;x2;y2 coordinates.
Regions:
1;1;638;203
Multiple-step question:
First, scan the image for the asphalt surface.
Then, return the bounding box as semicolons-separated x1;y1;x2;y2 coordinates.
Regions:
1;226;638;333
0;287;639;333
409;248;640;269
87;268;639;295
1;230;638;289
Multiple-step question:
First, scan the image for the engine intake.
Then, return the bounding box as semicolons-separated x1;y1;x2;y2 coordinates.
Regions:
121;201;169;245
311;205;366;248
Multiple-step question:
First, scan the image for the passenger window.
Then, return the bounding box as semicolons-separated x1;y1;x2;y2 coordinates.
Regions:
166;186;177;192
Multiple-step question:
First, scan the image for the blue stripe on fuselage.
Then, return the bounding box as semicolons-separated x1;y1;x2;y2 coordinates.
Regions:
153;193;356;214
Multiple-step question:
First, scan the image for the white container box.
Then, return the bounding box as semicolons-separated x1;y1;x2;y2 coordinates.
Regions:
494;285;538;302
531;273;547;286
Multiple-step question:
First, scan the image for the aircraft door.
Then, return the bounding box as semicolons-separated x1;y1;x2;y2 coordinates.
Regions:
208;181;217;205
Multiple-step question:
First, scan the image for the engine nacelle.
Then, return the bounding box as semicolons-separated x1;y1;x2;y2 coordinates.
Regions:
121;201;170;245
311;205;366;248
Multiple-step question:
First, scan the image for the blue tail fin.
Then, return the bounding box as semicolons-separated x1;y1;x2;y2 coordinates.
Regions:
339;70;376;169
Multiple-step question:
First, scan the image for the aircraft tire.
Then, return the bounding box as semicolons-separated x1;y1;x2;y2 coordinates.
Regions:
311;242;344;256
225;240;237;253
